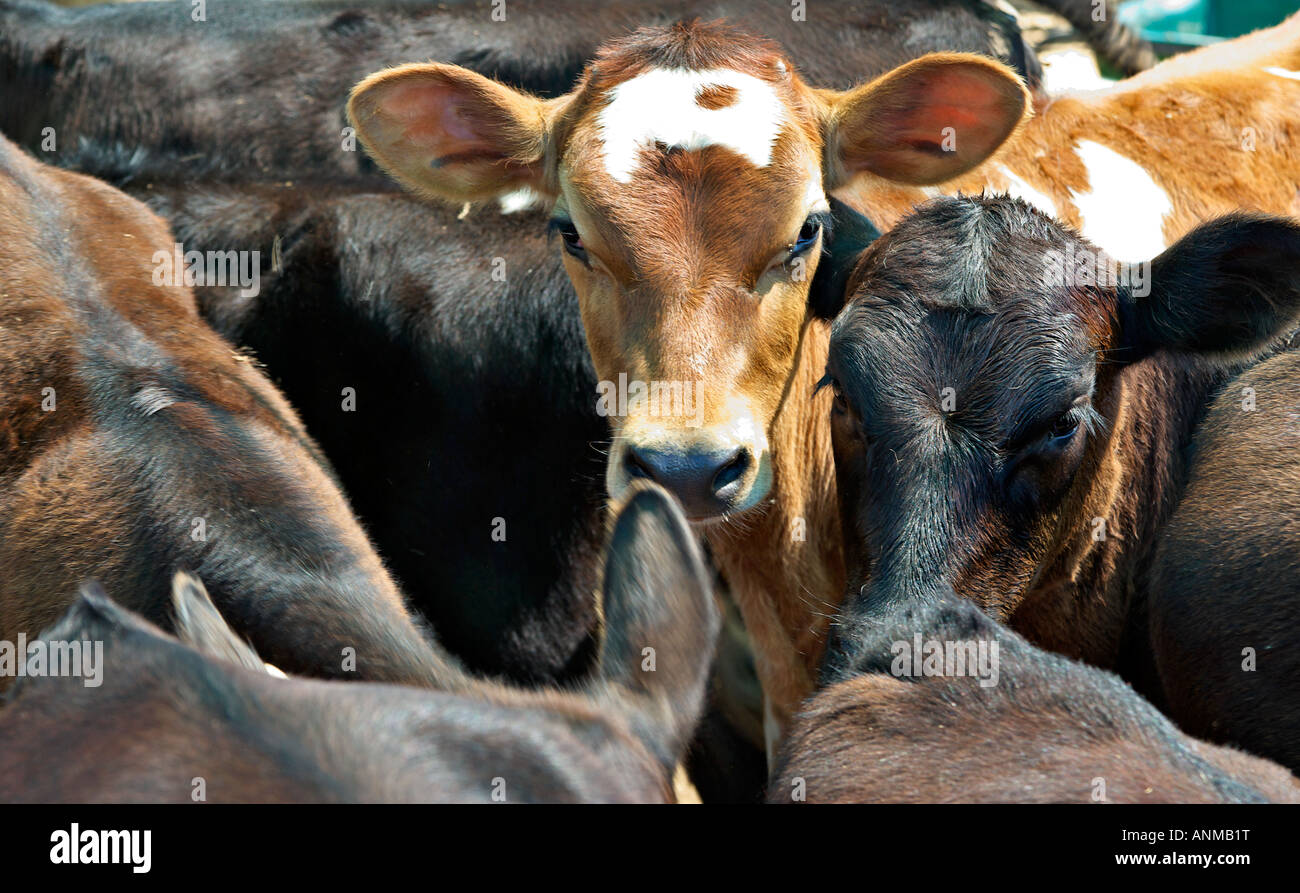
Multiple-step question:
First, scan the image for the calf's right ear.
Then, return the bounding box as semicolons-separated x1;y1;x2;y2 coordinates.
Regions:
1126;214;1300;362
597;482;719;771
347;63;559;203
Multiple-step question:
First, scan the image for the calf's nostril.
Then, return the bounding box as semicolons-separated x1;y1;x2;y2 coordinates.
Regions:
624;448;656;481
711;448;751;491
620;444;753;517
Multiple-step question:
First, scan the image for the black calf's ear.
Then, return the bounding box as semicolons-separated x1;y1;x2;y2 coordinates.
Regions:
1127;214;1300;361
597;482;719;770
808;196;879;320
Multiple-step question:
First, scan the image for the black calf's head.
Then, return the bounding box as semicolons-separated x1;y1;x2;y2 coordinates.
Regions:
822;196;1300;662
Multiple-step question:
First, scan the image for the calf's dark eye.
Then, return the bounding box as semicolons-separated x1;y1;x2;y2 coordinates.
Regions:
550;218;588;264
1049;413;1080;443
792;217;822;255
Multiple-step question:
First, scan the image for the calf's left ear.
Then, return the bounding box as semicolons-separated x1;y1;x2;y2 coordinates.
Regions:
808;196;880;320
1127;214;1300;361
821;54;1029;189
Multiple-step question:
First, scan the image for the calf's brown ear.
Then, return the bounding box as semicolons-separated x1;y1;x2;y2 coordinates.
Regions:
597;481;719;771
348;63;559;203
1125;214;1300;362
822;54;1029;189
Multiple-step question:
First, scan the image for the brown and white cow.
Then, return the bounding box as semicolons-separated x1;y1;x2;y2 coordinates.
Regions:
347;20;1032;746
859;11;1300;259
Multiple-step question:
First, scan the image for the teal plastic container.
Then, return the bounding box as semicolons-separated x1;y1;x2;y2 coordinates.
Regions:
1117;0;1299;52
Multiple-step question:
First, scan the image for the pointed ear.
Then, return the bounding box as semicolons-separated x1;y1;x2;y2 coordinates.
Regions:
1124;214;1300;362
823;54;1029;188
809;196;880;320
170;572;270;674
597;482;719;771
347;62;557;203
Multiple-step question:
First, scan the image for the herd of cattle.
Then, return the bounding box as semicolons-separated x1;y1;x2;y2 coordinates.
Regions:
0;0;1298;803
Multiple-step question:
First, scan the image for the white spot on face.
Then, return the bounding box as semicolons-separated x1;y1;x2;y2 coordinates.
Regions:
1070;140;1172;263
596;68;787;183
1264;66;1300;81
803;156;828;211
997;165;1058;217
686;351;709;377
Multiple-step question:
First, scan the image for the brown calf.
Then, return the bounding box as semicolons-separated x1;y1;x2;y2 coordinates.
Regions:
772;597;1300;803
821;196;1300;771
0;134;457;689
346;19;1032;745
0;483;718;803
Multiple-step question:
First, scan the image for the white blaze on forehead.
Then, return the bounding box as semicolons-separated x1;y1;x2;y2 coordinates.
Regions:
596;68;788;183
1070;140;1172;264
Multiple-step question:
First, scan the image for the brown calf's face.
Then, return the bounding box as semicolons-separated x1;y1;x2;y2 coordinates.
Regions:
822;196;1300;671
348;21;1028;520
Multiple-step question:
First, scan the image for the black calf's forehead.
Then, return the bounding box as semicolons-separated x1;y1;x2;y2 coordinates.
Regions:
834;195;1098;323
829;196;1108;446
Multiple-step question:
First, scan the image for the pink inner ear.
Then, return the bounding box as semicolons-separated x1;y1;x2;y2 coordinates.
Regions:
843;63;1023;182
375;79;494;162
887;70;1016;151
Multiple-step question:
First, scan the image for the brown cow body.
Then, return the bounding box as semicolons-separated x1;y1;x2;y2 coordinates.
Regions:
859;13;1300;253
773;597;1300;804
1146;349;1300;765
0;134;459;689
0;483;719;803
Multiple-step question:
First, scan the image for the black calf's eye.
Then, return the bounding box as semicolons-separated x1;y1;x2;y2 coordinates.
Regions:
792;217;822;256
1049;413;1080;443
816;372;847;413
